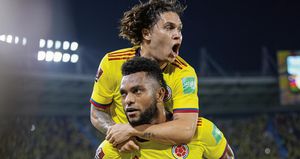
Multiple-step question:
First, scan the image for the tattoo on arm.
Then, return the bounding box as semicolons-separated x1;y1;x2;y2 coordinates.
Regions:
142;132;154;140
92;106;115;134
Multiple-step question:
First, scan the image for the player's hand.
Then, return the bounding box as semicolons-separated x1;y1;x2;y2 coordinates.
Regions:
116;138;139;153
106;123;135;146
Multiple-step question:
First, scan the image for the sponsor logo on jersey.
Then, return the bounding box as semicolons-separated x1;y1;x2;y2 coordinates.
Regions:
182;77;196;94
212;124;222;144
164;85;172;102
95;67;103;82
172;144;189;159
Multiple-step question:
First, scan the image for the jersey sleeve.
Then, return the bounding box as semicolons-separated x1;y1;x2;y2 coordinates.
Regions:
172;65;199;113
90;54;115;111
199;117;227;159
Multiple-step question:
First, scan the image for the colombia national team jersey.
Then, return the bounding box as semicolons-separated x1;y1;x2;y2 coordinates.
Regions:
90;47;199;124
96;117;228;159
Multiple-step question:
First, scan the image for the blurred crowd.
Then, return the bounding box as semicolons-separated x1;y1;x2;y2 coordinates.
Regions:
0;112;299;159
0;116;99;159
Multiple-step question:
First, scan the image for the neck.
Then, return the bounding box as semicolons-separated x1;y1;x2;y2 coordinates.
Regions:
140;45;167;69
150;103;167;124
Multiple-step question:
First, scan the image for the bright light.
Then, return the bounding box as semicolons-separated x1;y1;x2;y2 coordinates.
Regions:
22;38;27;46
70;54;79;63
37;51;46;61
0;35;6;41
6;35;13;43
63;41;70;50
62;53;70;62
70;42;79;51
45;51;54;62
55;41;61;49
53;51;62;62
14;36;19;44
39;39;46;48
47;39;54;49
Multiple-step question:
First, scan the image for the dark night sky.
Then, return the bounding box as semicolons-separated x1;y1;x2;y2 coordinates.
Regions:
68;0;300;74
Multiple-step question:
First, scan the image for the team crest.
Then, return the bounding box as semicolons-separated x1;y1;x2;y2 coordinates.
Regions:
95;66;103;82
172;144;189;159
164;85;172;102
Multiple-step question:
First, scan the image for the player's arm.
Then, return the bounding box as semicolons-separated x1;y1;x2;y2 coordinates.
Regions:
90;55;116;134
134;112;198;144
90;105;115;134
220;144;234;159
106;111;198;146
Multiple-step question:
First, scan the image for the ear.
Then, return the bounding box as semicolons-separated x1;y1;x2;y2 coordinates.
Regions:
142;28;151;41
156;87;166;102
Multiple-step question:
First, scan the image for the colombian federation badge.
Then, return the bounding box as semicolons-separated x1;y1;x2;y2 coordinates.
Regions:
172;144;189;159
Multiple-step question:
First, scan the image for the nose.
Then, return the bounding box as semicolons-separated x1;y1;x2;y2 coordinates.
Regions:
172;29;182;41
124;93;135;106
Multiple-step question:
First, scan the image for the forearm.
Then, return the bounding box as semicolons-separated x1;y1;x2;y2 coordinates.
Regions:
133;113;198;145
90;105;115;134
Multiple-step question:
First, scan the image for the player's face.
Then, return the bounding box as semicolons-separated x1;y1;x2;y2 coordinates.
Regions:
120;72;158;126
145;11;183;63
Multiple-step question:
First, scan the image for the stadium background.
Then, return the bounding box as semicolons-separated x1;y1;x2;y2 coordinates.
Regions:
1;0;300;158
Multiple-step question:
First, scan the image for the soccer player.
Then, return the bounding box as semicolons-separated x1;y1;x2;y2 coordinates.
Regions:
90;0;198;152
95;57;234;159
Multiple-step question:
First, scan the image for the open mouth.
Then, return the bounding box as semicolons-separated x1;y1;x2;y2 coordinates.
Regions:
172;43;180;54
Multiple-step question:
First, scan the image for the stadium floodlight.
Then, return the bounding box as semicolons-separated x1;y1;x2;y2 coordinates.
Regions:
70;54;79;63
62;53;70;62
14;36;19;44
45;51;54;62
63;41;70;50
6;35;13;43
53;51;63;62
47;39;54;49
39;39;46;48
0;35;6;41
22;37;27;46
70;42;79;51
37;51;46;61
55;40;62;49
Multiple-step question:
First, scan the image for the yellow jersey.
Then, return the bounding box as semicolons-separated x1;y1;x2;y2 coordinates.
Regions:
96;117;227;159
90;47;199;123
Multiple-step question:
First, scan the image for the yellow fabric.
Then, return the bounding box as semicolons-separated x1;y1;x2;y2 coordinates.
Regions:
97;117;227;159
90;47;199;124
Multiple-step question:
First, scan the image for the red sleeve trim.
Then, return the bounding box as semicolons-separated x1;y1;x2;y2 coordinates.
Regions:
90;98;112;109
173;108;199;113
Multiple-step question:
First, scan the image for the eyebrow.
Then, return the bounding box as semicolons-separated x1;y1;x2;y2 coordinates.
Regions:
164;22;183;28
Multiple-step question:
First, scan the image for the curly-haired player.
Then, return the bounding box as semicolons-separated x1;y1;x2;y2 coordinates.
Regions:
91;0;199;153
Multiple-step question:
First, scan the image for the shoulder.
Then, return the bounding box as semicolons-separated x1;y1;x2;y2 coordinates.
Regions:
105;47;137;61
164;56;197;79
198;117;225;144
169;56;196;73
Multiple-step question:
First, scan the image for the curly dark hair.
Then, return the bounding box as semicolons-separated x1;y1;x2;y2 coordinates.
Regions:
121;56;167;90
119;0;186;45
